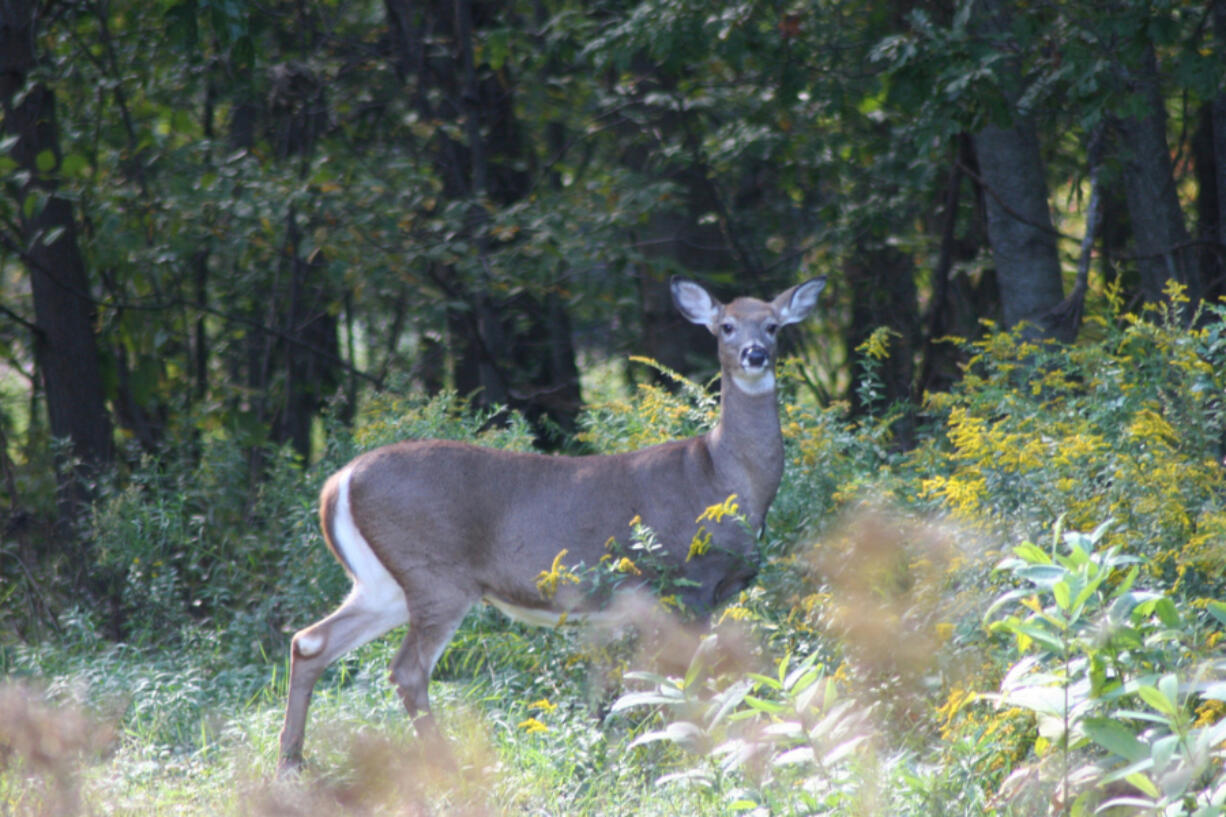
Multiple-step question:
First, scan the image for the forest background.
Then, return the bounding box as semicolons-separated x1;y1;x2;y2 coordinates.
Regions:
1;0;1225;815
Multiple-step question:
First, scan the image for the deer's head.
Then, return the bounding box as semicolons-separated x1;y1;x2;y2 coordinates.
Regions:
671;276;827;396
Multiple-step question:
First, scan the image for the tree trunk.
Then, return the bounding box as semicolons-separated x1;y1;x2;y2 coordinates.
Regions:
1194;107;1224;306
970;0;1065;335
971;122;1065;333
1113;43;1196;305
1209;2;1226;305
1;0;114;523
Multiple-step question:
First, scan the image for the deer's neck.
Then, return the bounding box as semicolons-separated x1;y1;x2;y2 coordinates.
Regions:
706;380;785;527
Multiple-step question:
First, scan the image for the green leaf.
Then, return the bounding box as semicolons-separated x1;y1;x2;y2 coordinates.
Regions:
1153;597;1180;628
610;689;683;712
1052;579;1070;611
1012;541;1051;565
39;226;65;247
35;149;57;173
1083;717;1146;762
706;679;753;730
60;152;89;177
1157;674;1179;708
1017;565;1067;587
1135;684;1177;717
741;695;786;715
1124;771;1160;799
1205;600;1226;628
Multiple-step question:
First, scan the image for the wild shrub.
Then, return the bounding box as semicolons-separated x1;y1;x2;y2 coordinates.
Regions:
916;286;1226;597
977;521;1226;814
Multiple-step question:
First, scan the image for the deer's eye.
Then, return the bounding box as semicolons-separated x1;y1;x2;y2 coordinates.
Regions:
721;322;735;336
765;323;779;337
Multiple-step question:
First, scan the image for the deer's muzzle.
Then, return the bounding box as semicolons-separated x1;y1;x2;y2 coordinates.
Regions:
741;345;769;370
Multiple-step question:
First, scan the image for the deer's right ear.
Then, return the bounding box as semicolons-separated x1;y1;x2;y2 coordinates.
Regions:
671;277;722;332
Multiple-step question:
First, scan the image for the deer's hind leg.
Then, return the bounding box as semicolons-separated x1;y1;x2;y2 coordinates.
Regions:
279;465;410;770
386;582;477;746
278;580;409;769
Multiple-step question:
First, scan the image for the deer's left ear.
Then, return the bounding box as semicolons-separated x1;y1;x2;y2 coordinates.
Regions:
773;276;826;326
671;276;723;333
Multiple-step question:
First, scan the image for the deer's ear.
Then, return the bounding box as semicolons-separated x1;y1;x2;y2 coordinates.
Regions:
773;276;826;326
671;277;722;332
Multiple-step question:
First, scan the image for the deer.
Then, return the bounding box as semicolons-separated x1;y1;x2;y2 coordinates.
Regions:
278;275;827;769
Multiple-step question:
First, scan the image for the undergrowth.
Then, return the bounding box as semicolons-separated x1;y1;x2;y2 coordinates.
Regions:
2;294;1225;815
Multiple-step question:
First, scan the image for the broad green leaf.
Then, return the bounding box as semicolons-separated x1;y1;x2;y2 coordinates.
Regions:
1127;770;1157;794
1153;597;1180;628
1083;717;1146;762
60;152;89;177
1157;674;1179;708
1152;733;1178;771
1018;565;1067;587
1135;684;1177;717
1009;621;1067;653
1012;541;1051;565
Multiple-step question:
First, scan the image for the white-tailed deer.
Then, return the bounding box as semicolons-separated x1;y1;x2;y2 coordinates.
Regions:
278;276;826;768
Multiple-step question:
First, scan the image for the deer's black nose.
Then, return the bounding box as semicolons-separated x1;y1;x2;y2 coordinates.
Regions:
742;345;768;369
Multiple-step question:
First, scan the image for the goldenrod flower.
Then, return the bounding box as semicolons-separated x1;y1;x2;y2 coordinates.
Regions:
535;549;581;599
686;528;712;561
517;717;549;734
696;494;740;525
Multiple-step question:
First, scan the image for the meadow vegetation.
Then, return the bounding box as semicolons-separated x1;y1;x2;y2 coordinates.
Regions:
2;292;1225;816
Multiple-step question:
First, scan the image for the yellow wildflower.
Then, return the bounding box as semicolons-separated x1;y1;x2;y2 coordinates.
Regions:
535;549;581;599
517;717;549;734
613;556;641;575
855;326;899;360
696;494;740;525
686;528;712;561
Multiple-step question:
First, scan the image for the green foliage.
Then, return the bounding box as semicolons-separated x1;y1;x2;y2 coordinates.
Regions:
979;521;1226;815
577;357;718;454
7;0;1226;811
917;293;1226;598
613;643;872;815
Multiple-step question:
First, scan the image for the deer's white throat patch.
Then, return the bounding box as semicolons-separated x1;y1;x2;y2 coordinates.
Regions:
732;370;776;396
